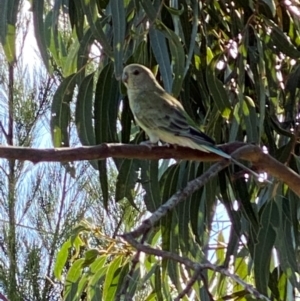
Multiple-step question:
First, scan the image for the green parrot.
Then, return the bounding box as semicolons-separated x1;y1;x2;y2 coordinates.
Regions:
122;63;261;179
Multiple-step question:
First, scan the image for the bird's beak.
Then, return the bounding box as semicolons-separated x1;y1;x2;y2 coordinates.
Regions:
122;72;128;84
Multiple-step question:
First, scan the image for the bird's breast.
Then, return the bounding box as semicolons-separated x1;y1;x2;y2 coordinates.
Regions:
127;90;149;115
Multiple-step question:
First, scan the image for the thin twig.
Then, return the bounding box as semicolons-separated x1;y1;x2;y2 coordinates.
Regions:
174;267;206;301
0;121;9;142
0;293;8;301
198;272;215;301
117;231;150;300
0;218;53;235
122;234;270;301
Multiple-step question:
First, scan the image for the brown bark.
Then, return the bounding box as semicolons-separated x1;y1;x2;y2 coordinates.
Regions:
0;142;298;195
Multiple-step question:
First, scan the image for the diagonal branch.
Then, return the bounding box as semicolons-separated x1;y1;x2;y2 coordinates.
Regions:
121;234;270;301
0;142;299;195
122;159;230;239
174;267;210;301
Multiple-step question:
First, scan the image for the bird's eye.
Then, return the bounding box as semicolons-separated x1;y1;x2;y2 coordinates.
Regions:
133;70;140;75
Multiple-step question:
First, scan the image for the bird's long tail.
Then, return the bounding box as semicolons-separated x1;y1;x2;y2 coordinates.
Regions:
201;145;262;180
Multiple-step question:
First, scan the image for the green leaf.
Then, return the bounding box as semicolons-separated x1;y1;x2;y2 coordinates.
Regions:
140;0;158;21
263;18;300;59
77;28;94;85
0;1;8;43
87;256;108;300
189;164;206;245
63;36;80;77
102;256;123;300
51;74;77;147
54;239;72;280
82;249;100;268
94;63;120;144
154;265;164;301
159;163;181;288
206;56;232;118
140;160;161;212
111;0;126;79
115;262;130;296
115;158;139;209
98;160;109;208
0;0;19;64
94;63;120;206
261;0;276;17
233;180;259;233
80;0;113;58
120;96;133;143
63;258;85;301
164;3;184;16
75;72;96;146
177;162;200;257
32;0;50;70
154;20;185;97
2;24;16;64
69;0;85;40
131;40;150;67
275;193;300;290
149;27;172;93
90;255;107;273
183;0;198;77
140;0;173;92
254;201;278;295
76;275;89;301
243;96;258;143
234;257;248;292
54;236;84;280
74;67;98;171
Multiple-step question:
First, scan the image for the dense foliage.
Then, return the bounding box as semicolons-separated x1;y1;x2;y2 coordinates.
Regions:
1;0;300;300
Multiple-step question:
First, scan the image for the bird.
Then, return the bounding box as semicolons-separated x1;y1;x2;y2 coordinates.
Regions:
122;63;260;179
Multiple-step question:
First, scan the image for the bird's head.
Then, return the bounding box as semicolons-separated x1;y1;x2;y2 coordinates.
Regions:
122;64;159;91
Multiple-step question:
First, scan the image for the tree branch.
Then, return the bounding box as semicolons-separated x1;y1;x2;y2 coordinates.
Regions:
121;234;270;301
0;142;299;195
0;293;8;301
174;267;208;301
122;159;230;239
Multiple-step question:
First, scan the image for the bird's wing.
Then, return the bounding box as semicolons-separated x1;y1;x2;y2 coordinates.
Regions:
135;90;216;147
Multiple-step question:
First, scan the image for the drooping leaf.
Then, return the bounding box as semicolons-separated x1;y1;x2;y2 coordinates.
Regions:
110;0;126;79
51;74;77;147
254;200;278;295
69;0;85;40
54;236;84;280
102;256;123;300
63;36;80;77
87;257;108;300
261;0;276;17
115;158;140;209
154;20;185;97
75;72;96;146
63;258;85;301
263;17;300;59
77;28;94;85
206;56;232;119
32;0;50;70
159;163;181;289
140;160;161;212
94;62;120;144
94;62;120;207
80;0;113;58
0;0;20;64
149;27;172;93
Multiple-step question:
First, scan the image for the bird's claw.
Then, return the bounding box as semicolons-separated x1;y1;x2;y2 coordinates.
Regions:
140;141;157;148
